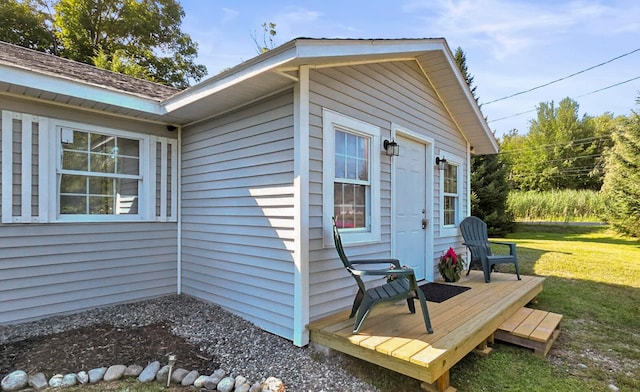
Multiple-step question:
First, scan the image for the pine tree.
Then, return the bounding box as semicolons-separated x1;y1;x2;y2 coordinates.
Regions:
453;47;513;234
602;106;640;238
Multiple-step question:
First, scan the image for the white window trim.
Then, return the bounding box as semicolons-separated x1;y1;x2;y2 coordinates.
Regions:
439;150;463;237
1;110;177;223
323;109;381;246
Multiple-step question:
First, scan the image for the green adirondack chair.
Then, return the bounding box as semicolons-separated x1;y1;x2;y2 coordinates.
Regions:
460;216;521;283
332;217;433;334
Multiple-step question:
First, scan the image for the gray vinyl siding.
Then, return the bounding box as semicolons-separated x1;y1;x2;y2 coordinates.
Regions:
180;92;296;340
308;61;469;320
0;100;178;325
0;223;177;323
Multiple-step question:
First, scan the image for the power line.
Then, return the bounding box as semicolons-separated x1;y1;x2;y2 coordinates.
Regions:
483;47;640;106
487;76;640;124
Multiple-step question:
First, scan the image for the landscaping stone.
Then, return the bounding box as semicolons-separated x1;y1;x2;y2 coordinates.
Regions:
249;382;263;392
48;374;63;388
261;377;285;392
104;365;127;381
193;375;209;388
235;375;247;388
236;383;251;392
124;364;143;377
61;373;77;387
27;373;47;390
203;376;219;390
88;367;107;383
1;370;28;391
155;365;170;384
181;370;199;386
216;376;235;392
170;368;189;384
76;371;89;384
138;361;160;383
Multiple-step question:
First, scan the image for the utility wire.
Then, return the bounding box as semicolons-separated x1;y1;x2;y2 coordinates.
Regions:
483;47;640;106
488;76;640;123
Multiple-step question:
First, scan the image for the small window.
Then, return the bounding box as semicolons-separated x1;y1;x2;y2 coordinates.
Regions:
443;163;458;226
439;151;463;236
59;129;142;216
334;130;370;229
323;109;380;245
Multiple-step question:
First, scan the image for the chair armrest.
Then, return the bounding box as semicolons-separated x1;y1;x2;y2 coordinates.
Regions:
351;258;401;268
489;241;517;255
351;267;415;277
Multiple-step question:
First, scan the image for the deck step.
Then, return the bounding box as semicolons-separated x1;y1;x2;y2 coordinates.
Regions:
495;307;563;357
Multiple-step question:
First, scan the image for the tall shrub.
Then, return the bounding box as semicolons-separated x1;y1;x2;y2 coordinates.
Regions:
602;109;640;237
471;154;513;235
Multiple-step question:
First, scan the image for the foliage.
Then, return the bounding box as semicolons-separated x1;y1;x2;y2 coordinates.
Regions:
2;0;207;88
471;154;514;235
501;98;614;191
251;22;277;54
54;0;207;88
0;0;58;53
453;47;478;103
453;47;513;234
507;189;606;222
601;106;640;238
438;247;465;282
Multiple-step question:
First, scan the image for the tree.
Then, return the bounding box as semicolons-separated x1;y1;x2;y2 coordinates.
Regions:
0;0;58;53
251;22;277;54
602;102;640;238
454;47;512;233
502;97;608;191
54;0;206;88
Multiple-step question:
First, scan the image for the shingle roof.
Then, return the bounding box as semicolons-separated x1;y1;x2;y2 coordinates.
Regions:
0;41;179;101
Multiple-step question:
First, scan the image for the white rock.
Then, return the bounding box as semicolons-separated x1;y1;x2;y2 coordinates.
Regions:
61;373;77;387
170;368;189;383
28;372;48;390
124;364;143;377
76;371;89;384
103;364;127;381
261;376;285;392
608;384;620;392
216;376;235;392
181;370;199;386
48;374;64;388
88;367;108;383
138;361;160;383
1;370;29;391
193;375;209;388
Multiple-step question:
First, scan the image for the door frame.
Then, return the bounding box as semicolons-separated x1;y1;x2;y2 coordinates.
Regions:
390;124;435;282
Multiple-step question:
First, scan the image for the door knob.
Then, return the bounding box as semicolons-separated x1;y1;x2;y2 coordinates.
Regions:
422;218;428;229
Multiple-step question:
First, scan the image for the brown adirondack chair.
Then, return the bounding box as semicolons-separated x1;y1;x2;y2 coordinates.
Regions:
332;217;433;334
460;216;521;283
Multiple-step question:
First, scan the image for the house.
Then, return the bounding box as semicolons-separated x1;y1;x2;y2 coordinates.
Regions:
0;38;498;347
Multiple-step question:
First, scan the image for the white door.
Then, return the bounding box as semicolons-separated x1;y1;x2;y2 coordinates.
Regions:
394;135;431;281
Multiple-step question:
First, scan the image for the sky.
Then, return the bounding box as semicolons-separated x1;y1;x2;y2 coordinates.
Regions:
179;0;640;138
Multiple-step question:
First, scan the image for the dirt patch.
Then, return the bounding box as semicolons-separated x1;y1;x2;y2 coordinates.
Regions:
0;323;218;377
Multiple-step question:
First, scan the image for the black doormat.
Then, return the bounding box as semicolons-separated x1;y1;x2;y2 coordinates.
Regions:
419;282;471;303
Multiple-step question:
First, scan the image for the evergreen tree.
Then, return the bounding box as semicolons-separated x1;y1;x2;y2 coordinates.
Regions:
453;47;512;233
602;103;640;238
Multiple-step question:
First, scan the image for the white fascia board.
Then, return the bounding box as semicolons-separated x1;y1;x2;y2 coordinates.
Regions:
294;38;446;59
0;65;165;115
162;46;299;113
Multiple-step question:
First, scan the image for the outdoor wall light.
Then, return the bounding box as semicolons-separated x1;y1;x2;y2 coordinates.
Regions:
383;139;400;156
435;156;448;170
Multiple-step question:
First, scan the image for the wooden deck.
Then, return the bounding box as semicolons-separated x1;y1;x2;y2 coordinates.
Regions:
308;271;545;392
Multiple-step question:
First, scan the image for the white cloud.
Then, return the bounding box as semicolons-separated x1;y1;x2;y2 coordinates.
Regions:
402;0;636;60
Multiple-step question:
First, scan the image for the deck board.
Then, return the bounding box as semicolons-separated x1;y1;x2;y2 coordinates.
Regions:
308;271;545;389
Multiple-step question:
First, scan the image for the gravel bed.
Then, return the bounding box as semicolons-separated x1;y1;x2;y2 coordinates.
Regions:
0;294;380;391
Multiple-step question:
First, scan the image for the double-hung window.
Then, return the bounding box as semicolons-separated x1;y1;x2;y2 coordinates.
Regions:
1;110;177;223
323;109;380;245
59;128;142;216
439;151;463;236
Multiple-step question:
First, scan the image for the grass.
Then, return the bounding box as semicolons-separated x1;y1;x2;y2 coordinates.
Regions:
56;225;640;391
507;189;606;222
341;224;640;392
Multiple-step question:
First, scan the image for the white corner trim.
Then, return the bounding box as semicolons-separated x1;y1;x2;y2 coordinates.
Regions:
293;65;310;347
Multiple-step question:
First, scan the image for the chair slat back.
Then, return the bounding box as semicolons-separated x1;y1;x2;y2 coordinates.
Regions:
332;217;352;269
460;216;494;262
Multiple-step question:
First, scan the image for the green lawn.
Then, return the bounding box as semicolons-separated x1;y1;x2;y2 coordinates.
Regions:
344;224;640;392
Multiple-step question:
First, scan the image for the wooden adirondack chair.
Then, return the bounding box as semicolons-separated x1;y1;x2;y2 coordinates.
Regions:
332;217;433;334
460;216;521;283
